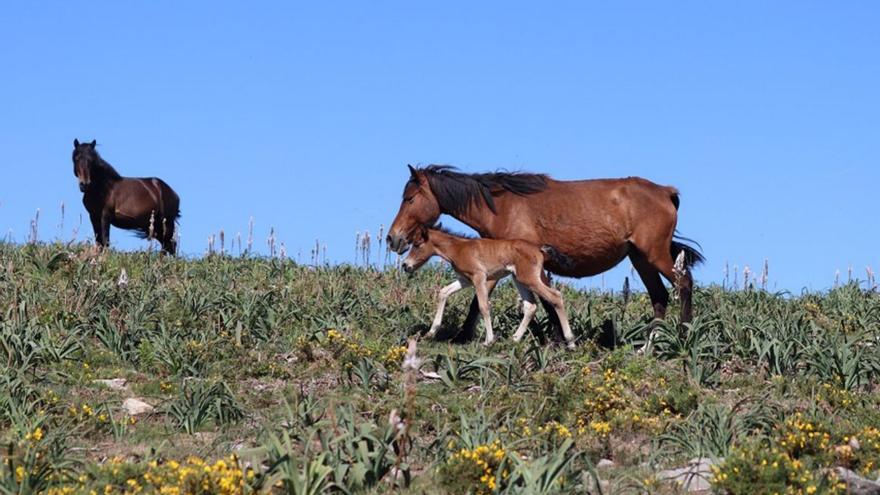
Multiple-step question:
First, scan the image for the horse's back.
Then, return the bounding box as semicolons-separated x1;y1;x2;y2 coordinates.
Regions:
141;177;180;216
489;176;680;276
115;177;180;219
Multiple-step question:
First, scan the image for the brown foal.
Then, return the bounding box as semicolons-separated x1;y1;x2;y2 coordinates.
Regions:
402;226;576;348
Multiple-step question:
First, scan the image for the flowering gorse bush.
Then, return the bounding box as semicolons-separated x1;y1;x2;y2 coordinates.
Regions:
439;441;508;494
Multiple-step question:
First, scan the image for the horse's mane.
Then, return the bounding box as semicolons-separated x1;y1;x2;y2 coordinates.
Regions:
412;165;549;216
93;152;123;182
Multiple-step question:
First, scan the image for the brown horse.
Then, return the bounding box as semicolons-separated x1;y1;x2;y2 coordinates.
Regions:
72;139;180;254
403;225;577;348
387;165;704;340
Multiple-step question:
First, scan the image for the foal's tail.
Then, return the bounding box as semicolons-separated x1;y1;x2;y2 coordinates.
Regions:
540;245;577;271
670;234;705;270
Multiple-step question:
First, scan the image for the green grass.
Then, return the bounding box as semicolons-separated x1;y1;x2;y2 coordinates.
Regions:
1;242;879;494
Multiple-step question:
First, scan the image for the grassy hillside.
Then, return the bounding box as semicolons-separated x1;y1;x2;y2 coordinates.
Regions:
1;242;879;494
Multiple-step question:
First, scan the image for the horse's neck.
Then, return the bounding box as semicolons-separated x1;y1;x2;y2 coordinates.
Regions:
83;168;120;202
443;207;493;238
95;159;123;187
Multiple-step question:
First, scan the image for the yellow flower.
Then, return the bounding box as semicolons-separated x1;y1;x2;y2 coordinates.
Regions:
25;426;44;442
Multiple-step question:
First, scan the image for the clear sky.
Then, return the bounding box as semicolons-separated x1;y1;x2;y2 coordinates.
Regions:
1;1;878;291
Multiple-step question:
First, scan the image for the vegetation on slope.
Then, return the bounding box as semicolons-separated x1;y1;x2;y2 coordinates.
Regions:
1;242;879;494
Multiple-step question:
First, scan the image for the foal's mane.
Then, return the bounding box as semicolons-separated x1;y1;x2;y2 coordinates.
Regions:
413;165;548;216
429;222;477;240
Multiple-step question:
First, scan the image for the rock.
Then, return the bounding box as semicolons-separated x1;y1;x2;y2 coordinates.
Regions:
597;459;615;469
657;457;717;492
833;467;880;495
419;370;442;380
122;398;154;416
94;378;128;391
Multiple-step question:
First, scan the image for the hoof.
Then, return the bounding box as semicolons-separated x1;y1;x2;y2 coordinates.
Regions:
482;339;496;347
566;342;576;350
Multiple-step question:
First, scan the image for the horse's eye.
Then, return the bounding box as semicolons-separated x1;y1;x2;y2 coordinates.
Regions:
405;196;415;204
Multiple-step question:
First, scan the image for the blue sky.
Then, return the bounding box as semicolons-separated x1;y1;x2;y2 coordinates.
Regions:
1;1;877;291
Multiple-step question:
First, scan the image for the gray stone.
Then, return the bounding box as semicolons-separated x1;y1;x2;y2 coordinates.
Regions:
657;457;717;492
122;398;154;416
833;467;880;495
596;459;615;469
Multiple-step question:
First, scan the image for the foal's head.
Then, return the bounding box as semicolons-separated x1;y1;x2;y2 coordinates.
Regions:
402;228;436;274
72;139;98;192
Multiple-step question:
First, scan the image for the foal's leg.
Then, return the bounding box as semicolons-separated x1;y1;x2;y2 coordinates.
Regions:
472;275;495;346
528;279;576;349
460;279;499;341
425;279;466;339
511;279;538;343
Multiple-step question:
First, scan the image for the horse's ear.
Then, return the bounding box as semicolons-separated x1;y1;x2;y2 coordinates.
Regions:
407;164;417;178
89;140;97;149
74;139;80;148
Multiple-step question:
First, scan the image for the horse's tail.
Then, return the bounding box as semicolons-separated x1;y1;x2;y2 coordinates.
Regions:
666;190;704;269
159;179;181;221
540;245;577;271
670;234;705;269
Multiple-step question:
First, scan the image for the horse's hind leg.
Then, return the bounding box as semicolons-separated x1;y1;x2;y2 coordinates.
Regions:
538;271;564;342
629;250;669;352
511;280;538;343
629;250;669;320
159;218;177;255
631;244;693;322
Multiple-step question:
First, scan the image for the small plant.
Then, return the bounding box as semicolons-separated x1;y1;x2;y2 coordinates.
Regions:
166;380;244;434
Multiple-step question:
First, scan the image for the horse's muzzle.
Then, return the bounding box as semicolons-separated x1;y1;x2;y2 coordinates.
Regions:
402;263;415;275
387;234;409;254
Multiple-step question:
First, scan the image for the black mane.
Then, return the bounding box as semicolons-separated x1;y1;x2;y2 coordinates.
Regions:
413;165;549;216
75;144;123;183
92;153;123;182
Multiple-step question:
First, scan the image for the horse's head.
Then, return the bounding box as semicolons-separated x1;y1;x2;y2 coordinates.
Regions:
72;139;98;192
387;165;441;253
401;226;433;274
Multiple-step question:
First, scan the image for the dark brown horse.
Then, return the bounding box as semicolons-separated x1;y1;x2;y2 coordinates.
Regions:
72;139;180;254
387;165;703;340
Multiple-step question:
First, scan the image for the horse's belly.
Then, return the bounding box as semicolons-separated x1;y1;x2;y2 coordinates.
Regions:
111;215;144;230
549;244;629;278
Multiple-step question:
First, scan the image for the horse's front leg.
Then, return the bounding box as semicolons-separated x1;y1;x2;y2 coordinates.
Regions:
99;211;112;248
88;211;105;247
